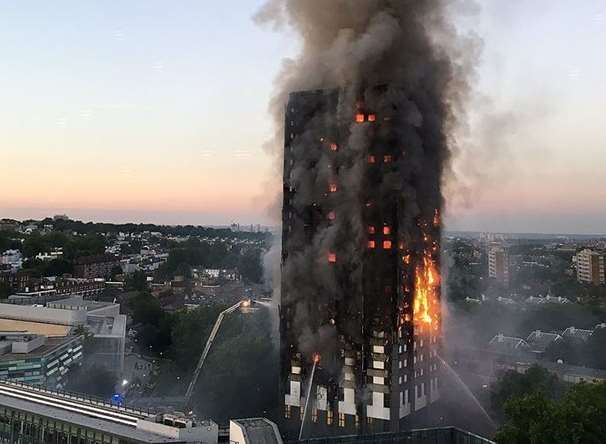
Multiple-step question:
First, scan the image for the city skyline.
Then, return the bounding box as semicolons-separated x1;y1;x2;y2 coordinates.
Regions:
1;0;605;234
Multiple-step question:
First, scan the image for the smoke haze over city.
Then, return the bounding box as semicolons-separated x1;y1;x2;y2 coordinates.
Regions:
1;0;605;234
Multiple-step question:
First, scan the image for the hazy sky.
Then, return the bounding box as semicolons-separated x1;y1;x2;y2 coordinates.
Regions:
1;1;605;234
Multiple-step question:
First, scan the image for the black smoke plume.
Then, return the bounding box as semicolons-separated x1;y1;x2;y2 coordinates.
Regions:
257;0;478;362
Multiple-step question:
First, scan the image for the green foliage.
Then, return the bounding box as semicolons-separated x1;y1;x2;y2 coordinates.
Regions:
126;271;148;291
46;217;270;242
21;232;105;260
193;310;278;421
22;233;48;258
170;305;225;369
21;258;73;277
496;382;606;444
129;292;164;326
238;247;264;284
156;240;264;283
491;366;565;419
120;239;142;255
0;231;21;252
128;292;224;361
0;282;11;299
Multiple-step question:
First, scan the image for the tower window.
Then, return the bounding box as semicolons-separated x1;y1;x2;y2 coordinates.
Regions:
368;114;376;122
329;183;338;193
330;143;338;151
368;240;376;249
368;155;376;164
384;155;393;163
328;253;337;263
355;113;365;123
368;225;376;234
383;226;391;235
327;211;336;221
383;240;393;249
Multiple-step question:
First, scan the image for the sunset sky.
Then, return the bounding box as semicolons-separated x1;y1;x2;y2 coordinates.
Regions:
1;1;605;234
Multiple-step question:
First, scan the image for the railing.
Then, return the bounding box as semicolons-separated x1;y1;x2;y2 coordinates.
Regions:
0;379;151;418
292;427;495;444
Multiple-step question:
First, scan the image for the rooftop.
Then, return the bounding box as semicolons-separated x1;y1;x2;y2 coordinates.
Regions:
0;319;71;337
0;336;78;361
0;380;214;443
526;331;562;353
48;297;115;312
232;418;281;444
293;427;494;444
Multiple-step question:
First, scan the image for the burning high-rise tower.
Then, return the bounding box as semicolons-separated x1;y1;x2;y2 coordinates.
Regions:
280;85;442;437
259;0;475;438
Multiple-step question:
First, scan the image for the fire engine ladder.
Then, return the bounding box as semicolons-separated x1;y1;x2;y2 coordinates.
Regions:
184;301;243;408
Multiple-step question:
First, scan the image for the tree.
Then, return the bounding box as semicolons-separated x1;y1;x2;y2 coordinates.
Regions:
22;233;47;258
496;382;606;444
170;305;225;369
238;248;263;284
0;231;21;252
193;310;278;421
126;271;148;291
491;366;564;419
129;292;163;325
0;282;11;300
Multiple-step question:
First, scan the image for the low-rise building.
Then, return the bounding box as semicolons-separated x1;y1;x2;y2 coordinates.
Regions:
0;298;126;376
526;331;562;356
0;332;82;388
0;380;219;443
488;334;529;356
562;326;593;342
0;250;22;272
74;254;119;279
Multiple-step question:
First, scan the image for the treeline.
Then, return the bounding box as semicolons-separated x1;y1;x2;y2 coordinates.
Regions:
0;230;105;260
21;232;105;259
156;238;264;284
38;218;270;241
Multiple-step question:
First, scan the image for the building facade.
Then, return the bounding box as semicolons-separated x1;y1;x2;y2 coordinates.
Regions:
74;255;120;279
576;249;606;286
0;334;82;388
280;88;442;436
0;380;218;444
488;247;509;286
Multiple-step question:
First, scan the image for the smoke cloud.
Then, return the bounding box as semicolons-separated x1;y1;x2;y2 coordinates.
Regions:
257;0;480;371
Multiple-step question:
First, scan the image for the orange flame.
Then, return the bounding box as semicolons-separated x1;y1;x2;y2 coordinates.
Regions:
413;253;440;327
433;209;440;227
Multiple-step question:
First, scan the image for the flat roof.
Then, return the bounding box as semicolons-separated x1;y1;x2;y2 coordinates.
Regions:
233;418;280;444
0;393;183;443
49;297;115;311
0;336;78;362
0;319;71;337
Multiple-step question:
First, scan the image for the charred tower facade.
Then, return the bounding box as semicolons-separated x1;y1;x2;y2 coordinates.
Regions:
280;86;442;437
